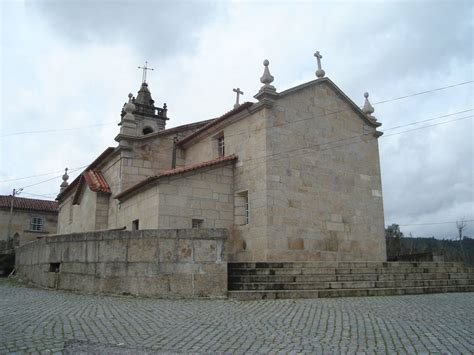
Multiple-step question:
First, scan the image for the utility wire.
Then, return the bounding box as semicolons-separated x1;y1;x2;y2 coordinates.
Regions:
240;115;474;169
20;192;58;199
372;81;474;105
0;122;116;138
17;166;86;190
7;111;474;192
0;165;89;183
1;80;472;139
7;107;465;187
18;114;473;197
398;219;474;226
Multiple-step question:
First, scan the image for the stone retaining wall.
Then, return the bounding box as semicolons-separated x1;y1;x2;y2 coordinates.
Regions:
15;229;228;298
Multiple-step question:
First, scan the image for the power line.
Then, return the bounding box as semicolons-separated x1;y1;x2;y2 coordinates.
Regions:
1;80;472;139
398;219;474;226
382;115;473;138
382;109;473;131
7;111;473;192
26;113;474;195
0;165;89;183
239;114;474;169
17;166;86;190
0;122;116;138
20;192;57;199
5;108;465;186
372;81;474;105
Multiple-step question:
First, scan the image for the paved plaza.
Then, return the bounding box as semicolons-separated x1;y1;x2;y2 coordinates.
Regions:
0;279;473;354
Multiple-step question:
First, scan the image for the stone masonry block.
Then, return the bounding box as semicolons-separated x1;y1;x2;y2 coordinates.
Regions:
99;239;127;262
159;238;177;262
128;237;157;262
194;240;217;262
178;239;193;262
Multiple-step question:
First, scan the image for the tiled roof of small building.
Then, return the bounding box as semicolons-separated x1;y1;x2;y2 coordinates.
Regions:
83;170;111;193
115;154;238;201
57;147;115;201
0;195;58;213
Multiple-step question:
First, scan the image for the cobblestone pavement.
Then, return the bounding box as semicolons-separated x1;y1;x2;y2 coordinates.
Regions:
0;280;473;354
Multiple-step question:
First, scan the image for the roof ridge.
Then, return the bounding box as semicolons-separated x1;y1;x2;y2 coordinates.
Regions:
176;102;253;147
0;195;58;212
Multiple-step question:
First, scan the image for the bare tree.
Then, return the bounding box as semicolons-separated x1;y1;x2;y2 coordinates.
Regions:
456;218;467;263
408;232;415;255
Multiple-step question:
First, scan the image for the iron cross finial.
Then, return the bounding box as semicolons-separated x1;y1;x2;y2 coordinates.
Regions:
138;61;154;83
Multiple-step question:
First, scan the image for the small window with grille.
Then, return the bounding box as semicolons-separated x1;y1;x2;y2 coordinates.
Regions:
217;135;225;157
235;191;249;226
30;216;44;232
192;219;203;229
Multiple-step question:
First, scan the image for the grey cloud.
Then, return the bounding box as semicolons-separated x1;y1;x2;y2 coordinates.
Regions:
29;0;221;57
381;118;474;230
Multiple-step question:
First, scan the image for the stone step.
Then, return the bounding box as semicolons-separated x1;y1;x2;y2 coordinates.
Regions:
228;285;474;300
228;262;466;269
229;272;472;284
229;267;473;276
229;279;474;291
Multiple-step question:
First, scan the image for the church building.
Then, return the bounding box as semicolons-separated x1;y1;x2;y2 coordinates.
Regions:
56;53;386;262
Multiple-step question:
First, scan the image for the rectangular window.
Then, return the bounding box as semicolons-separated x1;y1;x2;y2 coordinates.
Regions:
49;263;60;273
218;136;225;157
132;219;139;231
30;216;44;232
235;191;249;226
192;219;203;229
244;195;249;225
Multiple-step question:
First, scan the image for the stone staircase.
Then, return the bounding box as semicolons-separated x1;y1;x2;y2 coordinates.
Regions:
228;261;474;300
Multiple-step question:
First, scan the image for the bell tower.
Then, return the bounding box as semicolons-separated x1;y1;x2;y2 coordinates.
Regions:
119;61;169;136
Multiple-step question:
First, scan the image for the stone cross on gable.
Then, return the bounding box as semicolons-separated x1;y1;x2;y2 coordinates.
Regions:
138;61;154;83
314;51;325;78
233;88;244;109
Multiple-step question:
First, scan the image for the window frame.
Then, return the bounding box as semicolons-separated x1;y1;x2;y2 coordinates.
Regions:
192;218;203;229
132;219;140;231
217;135;225;157
30;216;44;232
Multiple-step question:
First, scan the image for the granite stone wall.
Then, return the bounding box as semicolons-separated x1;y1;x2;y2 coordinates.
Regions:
15;229;228;298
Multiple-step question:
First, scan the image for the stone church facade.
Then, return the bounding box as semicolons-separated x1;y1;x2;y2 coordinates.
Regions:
56;57;386;262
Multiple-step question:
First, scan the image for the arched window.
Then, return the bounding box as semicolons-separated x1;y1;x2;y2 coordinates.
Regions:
143;126;154;135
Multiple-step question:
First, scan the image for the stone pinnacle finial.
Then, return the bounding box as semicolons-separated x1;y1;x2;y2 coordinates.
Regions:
362;92;377;121
259;59;275;91
314;51;325;78
60;168;69;192
124;93;136;114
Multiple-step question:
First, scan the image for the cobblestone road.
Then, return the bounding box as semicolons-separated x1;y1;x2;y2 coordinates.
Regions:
0;280;473;354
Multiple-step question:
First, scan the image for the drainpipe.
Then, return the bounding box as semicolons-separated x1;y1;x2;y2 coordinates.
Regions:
172;136;178;169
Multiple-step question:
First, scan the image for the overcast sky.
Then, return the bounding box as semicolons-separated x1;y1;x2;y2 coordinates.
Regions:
1;0;473;239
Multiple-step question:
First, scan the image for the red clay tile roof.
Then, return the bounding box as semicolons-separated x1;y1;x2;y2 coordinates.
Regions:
0;195;58;213
72;170;111;205
176;102;253;147
83;170;111;193
115;154;238;201
57;147;115;201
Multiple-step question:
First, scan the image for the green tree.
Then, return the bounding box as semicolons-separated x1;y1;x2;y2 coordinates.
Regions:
385;224;404;259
